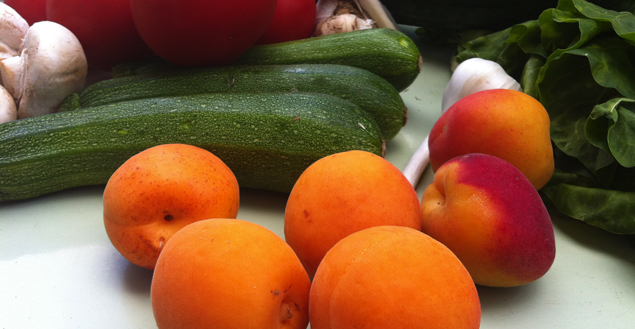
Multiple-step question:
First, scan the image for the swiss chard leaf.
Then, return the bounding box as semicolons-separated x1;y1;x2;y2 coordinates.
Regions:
541;174;635;234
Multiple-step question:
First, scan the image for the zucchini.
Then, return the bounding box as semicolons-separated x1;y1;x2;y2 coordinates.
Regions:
68;64;407;140
233;28;421;91
113;28;422;92
0;92;384;202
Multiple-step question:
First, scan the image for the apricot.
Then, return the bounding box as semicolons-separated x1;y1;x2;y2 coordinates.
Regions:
103;143;240;270
310;225;481;329
151;218;311;329
420;153;556;287
428;89;554;190
284;150;422;278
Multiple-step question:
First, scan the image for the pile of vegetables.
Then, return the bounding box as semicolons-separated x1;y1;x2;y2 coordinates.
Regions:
456;0;635;234
5;0;634;239
0;0;423;202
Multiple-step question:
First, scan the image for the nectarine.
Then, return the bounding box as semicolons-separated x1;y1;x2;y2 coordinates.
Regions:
151;218;311;329
284;150;423;278
310;225;481;329
420;153;556;287
103;144;240;270
428;89;554;190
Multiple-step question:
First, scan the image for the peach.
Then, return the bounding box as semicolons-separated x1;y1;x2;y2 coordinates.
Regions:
151;218;311;329
420;153;556;287
103;143;240;270
428;88;554;190
310;225;481;329
284;150;422;278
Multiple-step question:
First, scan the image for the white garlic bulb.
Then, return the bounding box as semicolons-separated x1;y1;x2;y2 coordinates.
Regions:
442;57;522;112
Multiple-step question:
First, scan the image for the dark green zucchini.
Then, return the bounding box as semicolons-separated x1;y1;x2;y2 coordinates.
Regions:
0;92;384;201
233;28;421;91
113;28;422;92
68;64;407;140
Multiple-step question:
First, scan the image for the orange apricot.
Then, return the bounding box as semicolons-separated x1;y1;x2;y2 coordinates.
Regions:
103;143;240;270
284;150;423;278
310;225;481;329
151;218;311;329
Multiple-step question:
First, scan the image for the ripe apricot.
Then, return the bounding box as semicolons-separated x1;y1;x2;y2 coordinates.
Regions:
310;225;481;329
151;218;311;329
284;150;422;278
429;89;554;190
103;143;240;270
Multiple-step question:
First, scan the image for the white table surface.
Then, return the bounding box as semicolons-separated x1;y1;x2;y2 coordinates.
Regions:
1;26;634;329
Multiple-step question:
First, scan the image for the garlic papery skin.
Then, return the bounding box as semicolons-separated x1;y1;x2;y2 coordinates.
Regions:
315;13;374;36
314;0;398;36
441;57;522;112
316;0;339;27
357;0;399;29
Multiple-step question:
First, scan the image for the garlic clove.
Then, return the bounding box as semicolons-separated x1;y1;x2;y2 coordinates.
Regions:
441;57;522;112
0;83;17;123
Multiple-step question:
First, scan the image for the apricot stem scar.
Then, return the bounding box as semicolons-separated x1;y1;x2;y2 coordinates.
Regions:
164;214;173;221
279;302;293;321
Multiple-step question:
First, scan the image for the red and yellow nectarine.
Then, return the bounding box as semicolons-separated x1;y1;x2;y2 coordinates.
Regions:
420;153;556;287
428;89;554;190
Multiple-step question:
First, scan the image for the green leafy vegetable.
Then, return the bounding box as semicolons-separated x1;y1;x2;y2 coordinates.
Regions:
456;0;635;234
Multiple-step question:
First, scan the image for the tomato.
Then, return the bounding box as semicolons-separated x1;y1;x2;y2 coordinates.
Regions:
46;0;154;71
4;0;47;26
256;0;316;45
130;0;277;66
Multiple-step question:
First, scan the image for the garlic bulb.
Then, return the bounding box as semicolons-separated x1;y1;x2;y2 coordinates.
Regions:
441;58;522;112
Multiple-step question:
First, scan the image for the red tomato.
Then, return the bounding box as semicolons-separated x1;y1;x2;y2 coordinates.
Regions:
4;0;47;25
47;0;154;71
130;0;277;66
256;0;316;45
